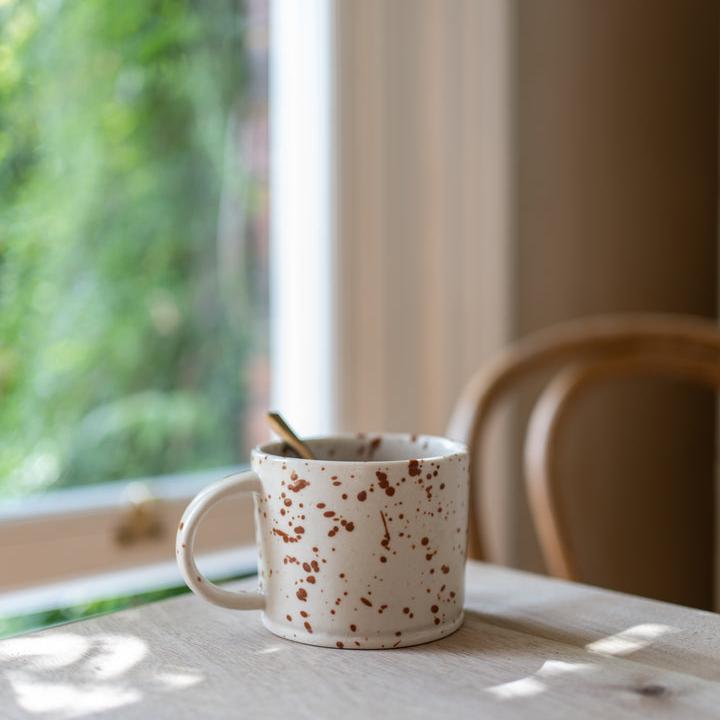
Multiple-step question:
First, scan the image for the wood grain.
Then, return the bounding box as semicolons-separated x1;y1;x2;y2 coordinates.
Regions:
1;561;719;719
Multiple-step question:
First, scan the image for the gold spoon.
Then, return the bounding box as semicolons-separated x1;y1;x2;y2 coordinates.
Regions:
266;411;315;460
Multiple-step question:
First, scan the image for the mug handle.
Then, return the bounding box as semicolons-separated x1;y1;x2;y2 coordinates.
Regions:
176;471;265;610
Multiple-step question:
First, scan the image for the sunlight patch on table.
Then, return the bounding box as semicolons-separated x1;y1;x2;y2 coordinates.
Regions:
585;623;678;657
7;671;141;718
257;645;283;655
90;634;147;680
487;676;545;700
537;660;593;677
486;659;593;700
0;634;90;671
155;671;203;689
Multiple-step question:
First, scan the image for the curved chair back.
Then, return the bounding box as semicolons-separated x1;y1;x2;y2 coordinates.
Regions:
447;313;720;568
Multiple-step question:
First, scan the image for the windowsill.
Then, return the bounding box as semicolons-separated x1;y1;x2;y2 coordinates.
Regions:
0;545;258;619
0;467;256;592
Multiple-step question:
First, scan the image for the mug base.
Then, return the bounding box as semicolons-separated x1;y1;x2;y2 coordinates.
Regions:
261;611;464;650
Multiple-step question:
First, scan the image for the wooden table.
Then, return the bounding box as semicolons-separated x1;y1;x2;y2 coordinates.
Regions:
2;561;719;719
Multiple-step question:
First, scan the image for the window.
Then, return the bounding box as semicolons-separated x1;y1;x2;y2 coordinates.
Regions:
0;0;269;596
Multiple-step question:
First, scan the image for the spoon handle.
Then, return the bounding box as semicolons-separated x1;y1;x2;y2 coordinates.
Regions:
266;412;315;460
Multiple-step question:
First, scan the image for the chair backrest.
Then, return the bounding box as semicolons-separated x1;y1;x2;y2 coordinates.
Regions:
447;313;720;570
525;353;720;580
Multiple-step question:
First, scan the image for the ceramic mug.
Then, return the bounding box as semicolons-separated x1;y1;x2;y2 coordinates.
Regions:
177;433;469;649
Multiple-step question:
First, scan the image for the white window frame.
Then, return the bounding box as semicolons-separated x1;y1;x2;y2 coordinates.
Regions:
270;0;336;436
0;468;257;595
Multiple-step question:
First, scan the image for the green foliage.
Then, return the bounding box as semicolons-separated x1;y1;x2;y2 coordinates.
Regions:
0;584;190;638
0;0;257;496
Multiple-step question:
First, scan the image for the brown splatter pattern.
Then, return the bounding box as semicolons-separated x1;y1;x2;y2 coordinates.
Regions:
288;477;310;492
249;438;468;650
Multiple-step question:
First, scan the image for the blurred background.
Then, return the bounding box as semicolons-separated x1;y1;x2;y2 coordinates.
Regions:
0;0;718;634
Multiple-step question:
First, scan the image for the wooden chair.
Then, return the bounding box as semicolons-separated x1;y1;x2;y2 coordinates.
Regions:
447;313;720;576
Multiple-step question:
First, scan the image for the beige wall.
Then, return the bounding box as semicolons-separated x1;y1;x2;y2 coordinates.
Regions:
334;0;513;436
512;0;719;608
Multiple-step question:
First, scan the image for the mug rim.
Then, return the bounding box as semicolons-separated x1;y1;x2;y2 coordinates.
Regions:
252;431;467;466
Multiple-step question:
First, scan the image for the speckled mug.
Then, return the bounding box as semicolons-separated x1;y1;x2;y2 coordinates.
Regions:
177;433;469;650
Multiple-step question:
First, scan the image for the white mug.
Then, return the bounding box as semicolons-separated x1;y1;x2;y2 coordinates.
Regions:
177;433;469;649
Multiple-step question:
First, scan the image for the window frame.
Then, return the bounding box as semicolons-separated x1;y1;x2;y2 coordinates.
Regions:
0;0;335;598
0;468;256;593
